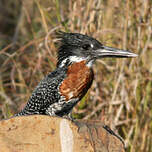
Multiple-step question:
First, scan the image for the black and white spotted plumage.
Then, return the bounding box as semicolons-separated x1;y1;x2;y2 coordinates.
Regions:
16;66;73;117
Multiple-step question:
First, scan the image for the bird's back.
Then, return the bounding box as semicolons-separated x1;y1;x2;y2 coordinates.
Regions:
16;66;67;116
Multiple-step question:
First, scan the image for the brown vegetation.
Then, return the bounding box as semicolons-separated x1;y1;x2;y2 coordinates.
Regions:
0;0;151;151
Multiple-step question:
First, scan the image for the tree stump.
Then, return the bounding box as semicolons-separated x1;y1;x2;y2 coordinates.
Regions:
0;115;125;152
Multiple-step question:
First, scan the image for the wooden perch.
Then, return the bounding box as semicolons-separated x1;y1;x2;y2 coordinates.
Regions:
0;115;125;152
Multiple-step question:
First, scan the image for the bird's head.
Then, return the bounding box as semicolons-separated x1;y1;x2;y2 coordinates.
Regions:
56;31;137;67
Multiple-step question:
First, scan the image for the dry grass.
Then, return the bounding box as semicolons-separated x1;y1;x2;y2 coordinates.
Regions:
0;0;152;151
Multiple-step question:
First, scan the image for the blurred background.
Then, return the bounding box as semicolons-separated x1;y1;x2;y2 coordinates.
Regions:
0;0;151;151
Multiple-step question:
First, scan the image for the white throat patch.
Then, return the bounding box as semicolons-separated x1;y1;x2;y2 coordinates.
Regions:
69;56;86;62
59;56;93;68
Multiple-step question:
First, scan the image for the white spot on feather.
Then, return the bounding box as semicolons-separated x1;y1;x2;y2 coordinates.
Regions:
90;43;94;48
68;92;73;99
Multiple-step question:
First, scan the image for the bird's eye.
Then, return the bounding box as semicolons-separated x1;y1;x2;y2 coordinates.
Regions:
82;44;92;50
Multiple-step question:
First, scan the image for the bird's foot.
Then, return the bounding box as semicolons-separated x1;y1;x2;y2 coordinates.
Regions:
63;113;75;122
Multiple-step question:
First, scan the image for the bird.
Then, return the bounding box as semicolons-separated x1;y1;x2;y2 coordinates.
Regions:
15;31;137;119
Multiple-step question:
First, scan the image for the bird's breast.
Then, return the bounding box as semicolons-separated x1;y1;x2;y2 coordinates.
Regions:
59;61;94;101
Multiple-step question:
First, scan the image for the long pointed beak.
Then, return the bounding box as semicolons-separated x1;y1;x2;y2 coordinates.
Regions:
94;46;138;58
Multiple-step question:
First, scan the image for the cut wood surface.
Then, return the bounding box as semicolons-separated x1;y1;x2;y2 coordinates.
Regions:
0;115;125;152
